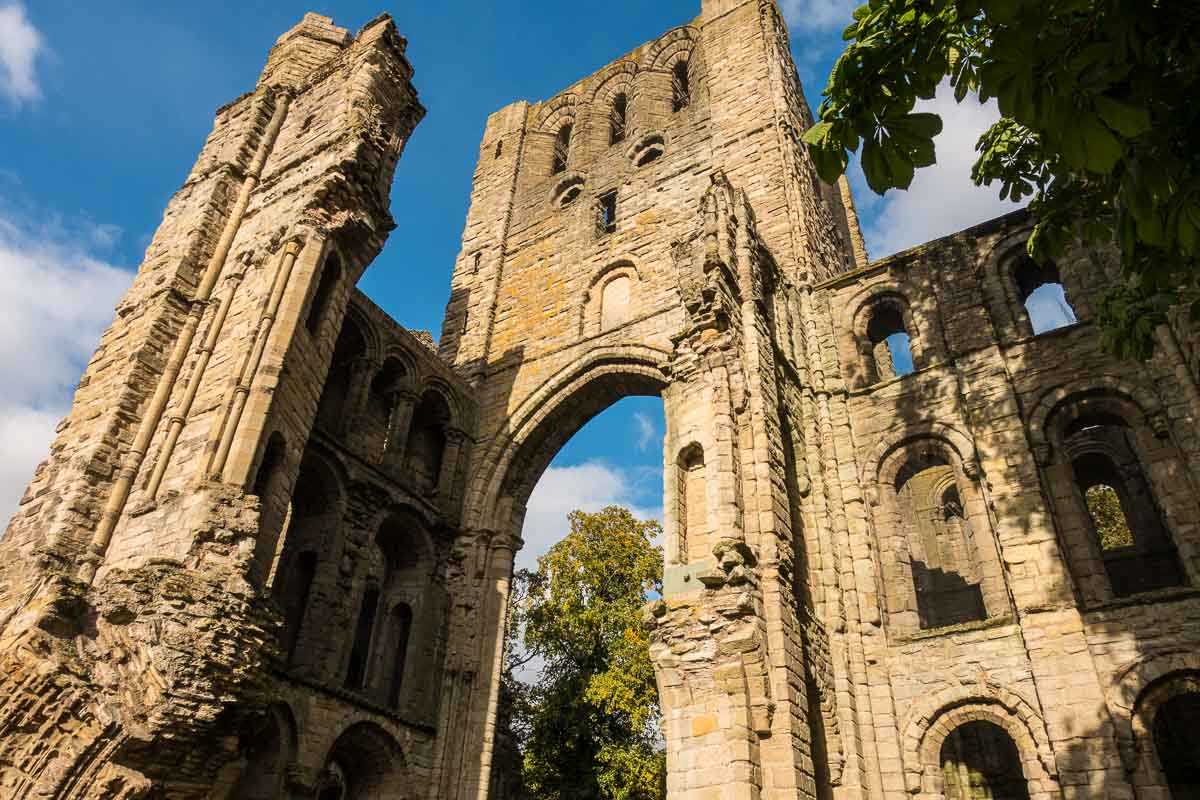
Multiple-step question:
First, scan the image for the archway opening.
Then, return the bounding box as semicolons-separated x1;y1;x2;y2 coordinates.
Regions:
1066;414;1184;596
499;384;667;798
1154;691;1200;798
894;453;986;630
940;720;1031;800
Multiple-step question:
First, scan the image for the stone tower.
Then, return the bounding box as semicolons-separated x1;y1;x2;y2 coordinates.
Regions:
437;0;865;796
4;1;1200;799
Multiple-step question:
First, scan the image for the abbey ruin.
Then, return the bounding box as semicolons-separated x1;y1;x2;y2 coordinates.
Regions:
1;0;1198;797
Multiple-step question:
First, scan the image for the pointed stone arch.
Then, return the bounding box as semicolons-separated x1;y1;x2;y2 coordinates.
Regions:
464;344;672;534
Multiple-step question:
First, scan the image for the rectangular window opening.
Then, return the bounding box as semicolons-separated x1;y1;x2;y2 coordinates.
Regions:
597;190;618;237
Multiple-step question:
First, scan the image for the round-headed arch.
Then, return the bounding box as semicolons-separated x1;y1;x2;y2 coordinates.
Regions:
1026;377;1165;465
464;345;671;536
1106;649;1200;774
865;420;980;504
902;681;1058;798
642;26;700;72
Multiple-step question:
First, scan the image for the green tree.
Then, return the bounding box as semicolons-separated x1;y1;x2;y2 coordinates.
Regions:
1085;484;1135;550
503;506;666;800
802;0;1200;357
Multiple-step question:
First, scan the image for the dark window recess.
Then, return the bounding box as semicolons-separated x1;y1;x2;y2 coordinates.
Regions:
940;721;1031;800
610;93;628;146
672;60;691;112
597;191;618;236
388;603;414;708
551;123;572;174
1070;421;1185;597
344;587;379;689
494;140;503;159
1154;692;1200;799
306;252;342;334
281;551;317;662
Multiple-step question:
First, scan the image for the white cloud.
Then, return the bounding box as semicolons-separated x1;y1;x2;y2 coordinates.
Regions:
633;411;657;452
0;2;43;106
859;81;1026;259
518;461;662;572
0;209;132;519
779;0;858;31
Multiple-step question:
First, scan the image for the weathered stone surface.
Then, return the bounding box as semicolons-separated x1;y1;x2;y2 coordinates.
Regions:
2;1;1200;798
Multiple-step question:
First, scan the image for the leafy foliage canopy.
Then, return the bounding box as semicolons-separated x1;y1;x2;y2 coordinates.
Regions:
803;0;1200;357
498;506;665;800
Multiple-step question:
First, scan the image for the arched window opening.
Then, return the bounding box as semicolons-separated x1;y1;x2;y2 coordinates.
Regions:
249;441;295;588
374;516;431;707
672;59;691;112
230;708;293;800
368;358;408;457
1015;255;1076;334
896;456;985;629
940;721;1031;800
270;452;341;654
551;123;572;174
317;320;367;432
316;761;347;800
307;251;343;335
600;275;631;331
387;603;414;708
1070;422;1184;596
866;303;914;382
677;444;707;565
405;391;451;492
345;586;380;690
494;140;503;159
280;551;317;662
610;93;628;145
1153;691;1200;797
320;724;403;800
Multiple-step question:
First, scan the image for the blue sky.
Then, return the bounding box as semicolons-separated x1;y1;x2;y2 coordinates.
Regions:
0;0;1045;562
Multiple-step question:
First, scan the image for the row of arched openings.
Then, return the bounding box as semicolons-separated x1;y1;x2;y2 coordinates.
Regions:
317;320;451;492
230;710;407;800
550;57;692;176
257;448;433;711
859;257;1077;384
879;394;1189;635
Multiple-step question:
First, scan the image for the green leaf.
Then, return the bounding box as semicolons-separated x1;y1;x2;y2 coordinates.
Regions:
861;137;892;194
1078;114;1124;174
1094;96;1152;139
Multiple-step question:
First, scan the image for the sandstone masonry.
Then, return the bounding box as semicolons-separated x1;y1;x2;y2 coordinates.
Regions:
1;1;1199;799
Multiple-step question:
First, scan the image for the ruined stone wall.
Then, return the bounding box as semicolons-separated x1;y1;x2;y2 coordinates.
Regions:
0;13;440;799
816;211;1200;799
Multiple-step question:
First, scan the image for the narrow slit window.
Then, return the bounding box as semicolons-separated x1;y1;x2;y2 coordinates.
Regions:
597;190;618;237
610;93;628;146
672;59;691;112
494;140;503;159
345;586;379;690
551;123;572;174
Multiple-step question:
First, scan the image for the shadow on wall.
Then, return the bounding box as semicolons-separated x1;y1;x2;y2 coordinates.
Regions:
834;252;1200;798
